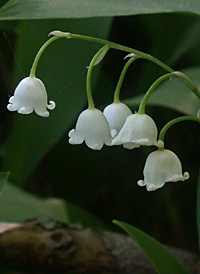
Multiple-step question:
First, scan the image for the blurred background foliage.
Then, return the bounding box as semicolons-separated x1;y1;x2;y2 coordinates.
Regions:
0;0;199;264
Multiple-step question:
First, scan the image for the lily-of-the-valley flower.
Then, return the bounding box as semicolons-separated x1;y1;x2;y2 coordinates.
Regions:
112;113;163;149
68;108;112;150
103;102;132;137
137;149;189;191
7;77;55;117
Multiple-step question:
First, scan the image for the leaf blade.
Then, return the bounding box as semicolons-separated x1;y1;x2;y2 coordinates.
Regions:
113;220;189;274
1;0;200;20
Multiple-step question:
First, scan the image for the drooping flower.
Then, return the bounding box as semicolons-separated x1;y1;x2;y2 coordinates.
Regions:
68;108;112;150
137;149;189;191
7;77;55;117
112;113;163;149
103;102;132;137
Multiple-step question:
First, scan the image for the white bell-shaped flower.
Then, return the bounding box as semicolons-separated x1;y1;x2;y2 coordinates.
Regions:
138;149;189;191
112;113;163;149
7;77;55;117
103;102;132;136
68;108;112;150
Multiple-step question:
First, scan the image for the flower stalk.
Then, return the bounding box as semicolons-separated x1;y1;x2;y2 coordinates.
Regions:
138;72;200;114
158;116;200;147
113;55;140;103
50;31;173;73
86;45;109;109
29;36;61;78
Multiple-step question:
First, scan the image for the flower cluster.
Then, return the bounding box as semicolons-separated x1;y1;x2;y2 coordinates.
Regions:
7;76;193;192
7;33;199;192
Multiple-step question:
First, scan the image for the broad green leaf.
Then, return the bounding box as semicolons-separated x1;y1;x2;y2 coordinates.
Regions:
125;66;200;115
0;182;69;222
197;168;200;253
0;171;9;194
113;220;189;274
1;0;200;20
3;18;113;186
0;182;108;228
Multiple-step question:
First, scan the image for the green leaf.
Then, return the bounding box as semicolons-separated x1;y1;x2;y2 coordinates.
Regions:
125;66;200;115
113;220;189;274
0;182;108;229
197;168;200;253
0;182;69;222
0;172;9;194
3;18;113;186
1;0;200;20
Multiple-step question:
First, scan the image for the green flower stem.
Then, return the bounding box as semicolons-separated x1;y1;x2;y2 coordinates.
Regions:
86;45;109;109
50;31;200;100
114;55;140;103
158;116;200;149
50;31;173;73
29;36;61;78
138;72;200;114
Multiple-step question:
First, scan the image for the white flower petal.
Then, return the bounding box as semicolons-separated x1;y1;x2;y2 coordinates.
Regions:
103;102;132;134
112;113;159;149
68;108;112;150
137;149;189;191
7;77;55;117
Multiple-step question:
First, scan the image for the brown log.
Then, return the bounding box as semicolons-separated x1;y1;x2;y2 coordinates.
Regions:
0;219;198;273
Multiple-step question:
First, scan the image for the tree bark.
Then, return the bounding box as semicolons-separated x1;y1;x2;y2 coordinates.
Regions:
0;219;198;273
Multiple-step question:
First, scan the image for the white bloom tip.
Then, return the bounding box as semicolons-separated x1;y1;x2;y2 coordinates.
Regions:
68;129;75;138
147;184;157;191
8;96;14;103
137;180;145;187
41;111;49;118
7;104;13;111
90;144;103;150
111;129;118;138
18;107;26;114
184;172;190;180
111;139;121;146
47;100;56;110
